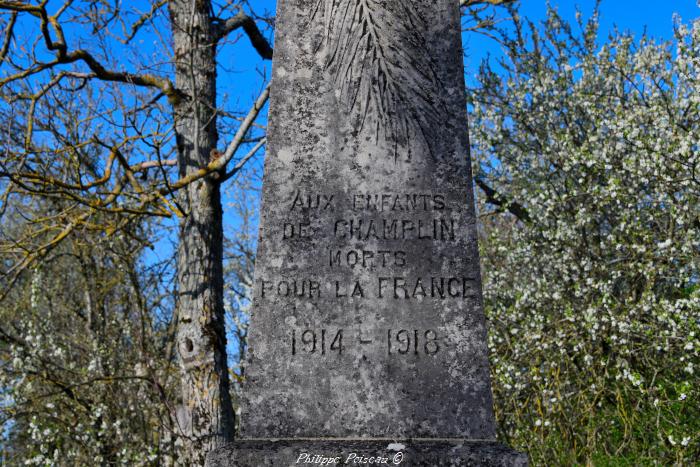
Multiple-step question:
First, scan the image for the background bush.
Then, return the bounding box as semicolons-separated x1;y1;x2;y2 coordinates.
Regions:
471;6;699;464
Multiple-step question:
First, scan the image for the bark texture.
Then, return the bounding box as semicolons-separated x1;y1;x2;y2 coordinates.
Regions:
167;1;235;464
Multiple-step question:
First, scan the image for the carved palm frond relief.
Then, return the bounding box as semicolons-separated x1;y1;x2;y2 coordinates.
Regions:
312;0;447;160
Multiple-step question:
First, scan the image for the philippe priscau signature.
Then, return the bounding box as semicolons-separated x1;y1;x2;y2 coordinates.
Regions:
296;452;405;465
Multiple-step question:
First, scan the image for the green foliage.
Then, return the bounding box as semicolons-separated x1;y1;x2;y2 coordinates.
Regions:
471;6;700;464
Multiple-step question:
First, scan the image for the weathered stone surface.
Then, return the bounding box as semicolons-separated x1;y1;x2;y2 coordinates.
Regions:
241;0;494;438
211;0;526;464
207;440;528;466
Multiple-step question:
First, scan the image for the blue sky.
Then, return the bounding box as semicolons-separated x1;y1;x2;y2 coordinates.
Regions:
466;1;700;77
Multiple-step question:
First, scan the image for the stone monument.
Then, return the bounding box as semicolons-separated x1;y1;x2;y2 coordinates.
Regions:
208;0;527;465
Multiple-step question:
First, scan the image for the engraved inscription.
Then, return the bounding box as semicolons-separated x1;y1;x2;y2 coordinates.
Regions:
333;218;456;241
329;249;406;269
291;329;344;355
351;193;446;212
289;328;441;356
260;279;321;299
282;222;314;239
279;192;455;242
290;191;334;211
256;277;476;300
378;277;477;299
387;329;440;355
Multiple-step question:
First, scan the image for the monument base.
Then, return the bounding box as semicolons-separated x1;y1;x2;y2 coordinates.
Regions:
206;439;527;466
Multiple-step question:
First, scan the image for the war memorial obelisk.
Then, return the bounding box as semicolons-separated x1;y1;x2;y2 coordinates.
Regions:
208;0;527;465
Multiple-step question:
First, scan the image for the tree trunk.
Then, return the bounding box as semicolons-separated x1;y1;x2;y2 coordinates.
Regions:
167;1;234;464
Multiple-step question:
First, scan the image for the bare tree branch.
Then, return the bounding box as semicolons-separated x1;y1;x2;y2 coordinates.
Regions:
221;137;266;182
213;11;273;59
0;10;16;64
461;0;516;6
122;0;168;44
0;1;180;100
160;83;270;193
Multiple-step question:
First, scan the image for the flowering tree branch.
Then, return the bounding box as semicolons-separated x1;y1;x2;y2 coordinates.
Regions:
474;175;531;223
